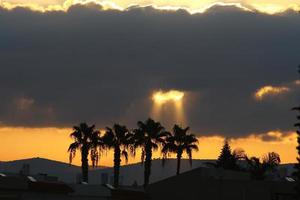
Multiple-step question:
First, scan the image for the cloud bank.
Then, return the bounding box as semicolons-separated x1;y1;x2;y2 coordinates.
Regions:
0;5;299;137
1;0;300;14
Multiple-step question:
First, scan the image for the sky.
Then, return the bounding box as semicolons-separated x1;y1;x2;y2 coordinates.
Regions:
0;1;299;166
1;0;300;14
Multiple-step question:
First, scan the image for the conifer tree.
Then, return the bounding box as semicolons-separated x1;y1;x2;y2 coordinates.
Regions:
216;139;236;170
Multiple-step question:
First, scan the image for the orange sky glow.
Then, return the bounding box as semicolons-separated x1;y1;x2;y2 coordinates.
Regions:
0;126;297;167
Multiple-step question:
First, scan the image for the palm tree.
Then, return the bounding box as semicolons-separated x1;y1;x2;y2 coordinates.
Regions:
68;123;102;183
245;152;280;180
162;125;198;175
133;118;169;188
102;124;134;187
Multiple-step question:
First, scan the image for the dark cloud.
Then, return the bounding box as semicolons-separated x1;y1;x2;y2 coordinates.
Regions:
0;5;299;136
260;133;282;142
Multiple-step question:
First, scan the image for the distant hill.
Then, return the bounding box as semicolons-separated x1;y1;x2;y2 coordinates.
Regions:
0;157;82;183
89;158;215;185
0;157;296;185
0;157;213;184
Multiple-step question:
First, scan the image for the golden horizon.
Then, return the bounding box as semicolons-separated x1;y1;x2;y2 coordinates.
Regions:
0;126;297;166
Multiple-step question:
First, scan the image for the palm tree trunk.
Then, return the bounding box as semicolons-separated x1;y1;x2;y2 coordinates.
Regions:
81;146;89;183
176;151;183;175
144;142;152;188
113;145;121;188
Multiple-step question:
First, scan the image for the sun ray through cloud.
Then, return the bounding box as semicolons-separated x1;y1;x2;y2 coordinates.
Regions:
151;90;186;125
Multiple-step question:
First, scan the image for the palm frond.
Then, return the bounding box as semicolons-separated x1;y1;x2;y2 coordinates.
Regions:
121;150;128;163
141;148;145;164
188;144;199;151
90;147;99;167
68;143;79;164
151;142;159;150
68;142;80;152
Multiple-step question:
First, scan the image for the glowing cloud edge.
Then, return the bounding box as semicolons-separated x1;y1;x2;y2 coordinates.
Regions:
152;90;184;104
1;0;300;14
254;85;290;100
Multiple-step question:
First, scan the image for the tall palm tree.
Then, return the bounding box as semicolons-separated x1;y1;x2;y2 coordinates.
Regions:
162;125;198;175
133;118;169;188
68;123;102;183
102;124;134;187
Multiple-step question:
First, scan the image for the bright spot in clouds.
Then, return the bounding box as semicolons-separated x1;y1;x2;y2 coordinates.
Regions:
152;90;185;125
294;80;300;85
254;85;290;100
152;90;184;105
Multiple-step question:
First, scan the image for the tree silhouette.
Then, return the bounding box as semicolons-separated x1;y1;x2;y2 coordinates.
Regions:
206;141;245;171
68;123;101;183
292;65;300;199
214;140;245;170
245;152;280;180
102;124;133;187
133;118;169;188
217;139;233;169
162;125;198;175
